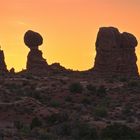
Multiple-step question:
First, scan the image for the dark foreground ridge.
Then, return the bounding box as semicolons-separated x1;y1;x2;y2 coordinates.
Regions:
0;64;140;139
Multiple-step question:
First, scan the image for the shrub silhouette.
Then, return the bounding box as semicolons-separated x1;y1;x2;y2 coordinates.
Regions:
46;113;60;124
30;117;42;130
71;122;98;140
94;106;108;118
101;123;140;140
86;84;96;92
81;97;91;105
50;100;60;108
14;120;23;130
69;82;83;93
54;122;72;136
86;84;97;94
96;85;107;97
127;80;139;88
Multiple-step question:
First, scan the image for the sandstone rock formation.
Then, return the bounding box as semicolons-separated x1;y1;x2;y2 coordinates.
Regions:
24;30;48;72
94;27;138;77
0;50;8;73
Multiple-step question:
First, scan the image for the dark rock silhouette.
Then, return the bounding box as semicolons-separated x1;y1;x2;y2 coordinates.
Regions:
24;30;48;72
24;30;43;50
94;27;138;77
0;50;8;73
9;67;15;74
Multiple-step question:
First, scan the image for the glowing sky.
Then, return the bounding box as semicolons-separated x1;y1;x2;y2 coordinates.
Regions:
0;0;140;71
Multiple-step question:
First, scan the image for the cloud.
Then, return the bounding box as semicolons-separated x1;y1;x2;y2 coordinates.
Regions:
17;21;28;26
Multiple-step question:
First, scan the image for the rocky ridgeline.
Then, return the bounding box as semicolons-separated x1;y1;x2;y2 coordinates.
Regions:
0;27;139;77
94;27;138;77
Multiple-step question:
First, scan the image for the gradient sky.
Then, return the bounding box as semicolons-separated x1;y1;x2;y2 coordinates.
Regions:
0;0;140;71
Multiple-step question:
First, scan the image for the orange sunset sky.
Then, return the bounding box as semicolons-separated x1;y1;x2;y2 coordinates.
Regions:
0;0;140;72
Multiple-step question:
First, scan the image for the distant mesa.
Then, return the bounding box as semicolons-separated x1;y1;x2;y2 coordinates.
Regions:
24;30;48;73
93;27;138;77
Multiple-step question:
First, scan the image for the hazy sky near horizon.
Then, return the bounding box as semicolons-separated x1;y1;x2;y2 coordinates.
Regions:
0;0;140;71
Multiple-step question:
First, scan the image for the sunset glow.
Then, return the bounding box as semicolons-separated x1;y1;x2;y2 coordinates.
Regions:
0;0;140;72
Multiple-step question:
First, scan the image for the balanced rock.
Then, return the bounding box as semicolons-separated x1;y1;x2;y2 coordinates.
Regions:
0;50;8;73
24;30;48;72
94;27;138;77
24;30;43;50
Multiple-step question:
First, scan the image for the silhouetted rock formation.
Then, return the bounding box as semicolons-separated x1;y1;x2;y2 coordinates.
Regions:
94;27;138;77
24;30;48;72
0;50;8;73
49;63;71;74
9;67;15;74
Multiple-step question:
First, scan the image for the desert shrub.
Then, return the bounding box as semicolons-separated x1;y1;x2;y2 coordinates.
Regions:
25;73;34;79
127;80;139;88
20;125;31;136
14;121;31;136
4;83;22;92
38;132;57;140
71;122;98;140
30;91;42;100
119;77;128;82
46;113;60;125
94;106;108;118
86;84;96;93
108;79;114;83
96;85;107;97
53;122;71;136
22;106;33;114
99;97;111;107
46;112;68;125
65;96;72;102
32;128;57;140
59;123;71;136
81;97;91;105
60;79;67;85
122;105;133;116
110;74;119;81
126;117;135;123
100;123;140;140
69;82;83;93
14;120;23;130
50;100;60;108
30;117;42;130
15;96;22;101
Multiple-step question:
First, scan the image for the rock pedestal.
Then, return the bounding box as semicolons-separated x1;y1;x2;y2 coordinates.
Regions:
94;27;138;77
24;30;48;72
27;49;47;71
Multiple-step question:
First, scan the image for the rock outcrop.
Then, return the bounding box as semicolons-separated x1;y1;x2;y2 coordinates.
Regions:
94;27;138;77
0;50;8;73
24;30;48;72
